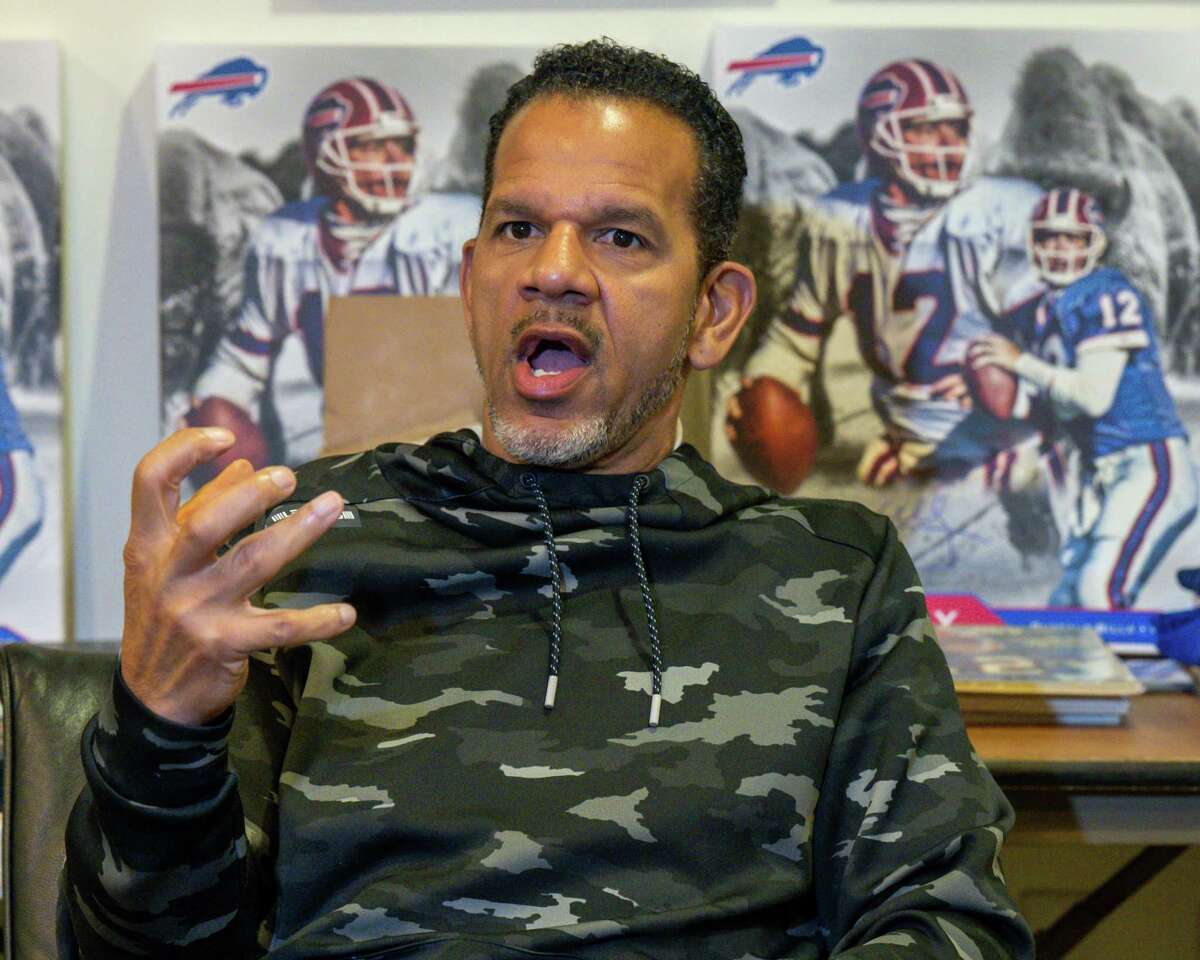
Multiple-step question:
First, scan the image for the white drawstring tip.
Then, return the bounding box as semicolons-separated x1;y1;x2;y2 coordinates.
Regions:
544;674;558;710
648;692;662;727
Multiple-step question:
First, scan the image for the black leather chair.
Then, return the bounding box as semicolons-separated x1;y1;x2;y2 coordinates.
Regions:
1;644;114;960
2;643;287;959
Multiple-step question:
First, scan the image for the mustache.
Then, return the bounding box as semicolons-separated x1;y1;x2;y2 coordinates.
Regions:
510;310;603;353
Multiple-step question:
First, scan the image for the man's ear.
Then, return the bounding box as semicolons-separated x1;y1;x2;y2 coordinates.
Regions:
459;238;476;325
688;261;757;371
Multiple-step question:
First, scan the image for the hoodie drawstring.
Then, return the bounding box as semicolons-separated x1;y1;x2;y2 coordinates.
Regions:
522;472;663;727
627;475;662;727
523;474;564;712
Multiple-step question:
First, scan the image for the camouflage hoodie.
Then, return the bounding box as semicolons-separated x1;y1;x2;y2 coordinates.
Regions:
67;430;1033;960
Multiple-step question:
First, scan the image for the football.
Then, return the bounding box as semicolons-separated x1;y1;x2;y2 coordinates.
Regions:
727;376;818;492
185;396;270;486
965;357;1018;420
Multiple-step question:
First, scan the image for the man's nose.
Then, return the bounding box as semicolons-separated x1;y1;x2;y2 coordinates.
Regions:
522;224;598;304
936;121;961;144
379;136;417;160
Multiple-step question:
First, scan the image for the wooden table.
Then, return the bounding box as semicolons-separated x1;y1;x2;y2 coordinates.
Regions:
970;692;1200;844
968;692;1200;958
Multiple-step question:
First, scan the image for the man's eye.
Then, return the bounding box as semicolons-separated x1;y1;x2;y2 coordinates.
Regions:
600;228;644;249
501;222;535;240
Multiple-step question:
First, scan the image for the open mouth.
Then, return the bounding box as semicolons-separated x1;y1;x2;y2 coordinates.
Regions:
512;327;596;401
527;340;589;377
518;330;593;377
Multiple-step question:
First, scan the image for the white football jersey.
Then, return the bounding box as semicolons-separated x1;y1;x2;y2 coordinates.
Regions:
748;175;1044;457
193;191;480;464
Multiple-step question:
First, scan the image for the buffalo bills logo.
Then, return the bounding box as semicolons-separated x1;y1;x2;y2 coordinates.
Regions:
305;93;351;137
169;57;269;118
859;80;902;113
726;37;825;96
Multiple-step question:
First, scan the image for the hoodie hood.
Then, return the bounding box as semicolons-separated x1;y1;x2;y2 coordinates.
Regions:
300;429;773;545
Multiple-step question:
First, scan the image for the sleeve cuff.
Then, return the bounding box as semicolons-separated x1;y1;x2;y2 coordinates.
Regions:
88;663;235;808
1014;352;1057;390
1077;330;1148;354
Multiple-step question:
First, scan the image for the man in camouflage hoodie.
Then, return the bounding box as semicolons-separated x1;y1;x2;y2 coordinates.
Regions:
65;40;1034;960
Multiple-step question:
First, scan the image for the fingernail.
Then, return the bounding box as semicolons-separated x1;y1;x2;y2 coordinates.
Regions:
337;604;356;626
202;427;234;443
268;467;294;490
311;490;342;519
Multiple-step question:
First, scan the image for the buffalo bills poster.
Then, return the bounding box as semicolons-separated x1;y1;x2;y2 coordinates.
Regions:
156;45;535;477
708;27;1200;628
0;40;63;643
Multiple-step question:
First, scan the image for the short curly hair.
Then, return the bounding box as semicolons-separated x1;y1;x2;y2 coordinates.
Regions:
483;39;747;276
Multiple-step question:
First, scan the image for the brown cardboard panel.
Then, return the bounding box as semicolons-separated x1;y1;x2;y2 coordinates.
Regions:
323;294;713;458
322;295;483;455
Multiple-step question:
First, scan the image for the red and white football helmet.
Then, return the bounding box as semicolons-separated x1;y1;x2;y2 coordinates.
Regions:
1029;188;1107;287
857;59;973;200
302;77;419;217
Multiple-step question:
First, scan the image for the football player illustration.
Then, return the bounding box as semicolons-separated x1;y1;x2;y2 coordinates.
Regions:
0;217;45;587
0;363;42;585
188;76;479;475
727;58;1044;490
968;188;1199;608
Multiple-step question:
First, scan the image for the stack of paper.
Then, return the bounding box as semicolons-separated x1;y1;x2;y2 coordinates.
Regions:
936;625;1144;726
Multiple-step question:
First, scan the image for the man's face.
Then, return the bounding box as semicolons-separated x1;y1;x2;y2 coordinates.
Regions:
1033;228;1090;279
461;95;705;474
1034;230;1087;253
343;132;416;203
900;117;968;186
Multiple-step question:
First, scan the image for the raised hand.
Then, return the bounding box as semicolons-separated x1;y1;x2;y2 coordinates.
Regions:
967;334;1022;372
119;427;356;725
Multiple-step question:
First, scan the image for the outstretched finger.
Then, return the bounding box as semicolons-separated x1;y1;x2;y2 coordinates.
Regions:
177;457;255;527
231;600;357;656
168;465;302;574
968;349;996;370
130;428;236;542
207;490;346;601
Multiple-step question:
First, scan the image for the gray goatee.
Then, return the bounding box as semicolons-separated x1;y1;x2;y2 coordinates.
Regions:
487;309;691;469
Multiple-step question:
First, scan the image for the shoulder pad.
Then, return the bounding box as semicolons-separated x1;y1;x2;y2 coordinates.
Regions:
392;191;482;246
1059;266;1133;312
825;178;879;206
943;176;1042;235
250;197;326;253
269;196;328;226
